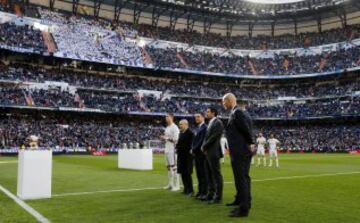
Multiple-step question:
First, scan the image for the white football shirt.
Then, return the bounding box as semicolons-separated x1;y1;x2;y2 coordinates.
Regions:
256;136;267;150
268;138;280;151
164;123;180;153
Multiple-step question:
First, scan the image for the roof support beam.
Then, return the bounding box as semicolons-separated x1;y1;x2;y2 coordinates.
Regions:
226;20;233;39
133;3;149;26
49;0;55;11
271;21;276;38
93;0;103;19
248;22;255;38
203;17;213;34
114;0;128;23
72;0;80;15
151;7;167;27
186;14;195;32
337;9;347;28
169;9;179;31
316;16;322;33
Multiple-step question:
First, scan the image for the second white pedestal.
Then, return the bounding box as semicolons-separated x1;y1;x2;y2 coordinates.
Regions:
17;150;52;200
118;149;153;170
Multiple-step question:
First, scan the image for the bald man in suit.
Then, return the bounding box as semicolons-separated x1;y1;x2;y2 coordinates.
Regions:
223;93;255;218
176;119;194;196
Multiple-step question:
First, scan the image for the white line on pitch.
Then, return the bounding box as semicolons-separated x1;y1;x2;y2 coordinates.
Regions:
273;155;360;160
0;184;51;223
0;161;18;164
52;171;360;197
52;187;163;197
251;171;360;183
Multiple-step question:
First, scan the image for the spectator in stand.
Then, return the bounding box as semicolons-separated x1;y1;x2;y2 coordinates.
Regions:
1;63;358;100
0;115;358;152
0;22;47;52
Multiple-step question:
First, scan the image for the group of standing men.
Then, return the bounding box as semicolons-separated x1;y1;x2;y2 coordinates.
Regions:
161;93;255;218
253;133;281;168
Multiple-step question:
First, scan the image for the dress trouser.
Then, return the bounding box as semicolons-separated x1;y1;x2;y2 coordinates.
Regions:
194;154;207;196
230;154;252;211
205;155;223;200
181;173;193;193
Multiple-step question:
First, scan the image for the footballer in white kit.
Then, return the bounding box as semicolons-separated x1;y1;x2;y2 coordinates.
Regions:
255;133;267;166
161;113;180;191
220;134;228;164
267;134;280;168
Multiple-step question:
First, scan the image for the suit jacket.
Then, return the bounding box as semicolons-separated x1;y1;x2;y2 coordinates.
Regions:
202;118;224;159
225;106;254;157
176;128;194;174
191;123;207;156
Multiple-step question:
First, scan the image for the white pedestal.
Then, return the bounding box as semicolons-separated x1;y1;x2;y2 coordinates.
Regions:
118;149;153;170
17;150;52;200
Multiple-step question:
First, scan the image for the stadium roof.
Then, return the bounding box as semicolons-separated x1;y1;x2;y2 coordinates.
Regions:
49;0;359;29
244;0;306;4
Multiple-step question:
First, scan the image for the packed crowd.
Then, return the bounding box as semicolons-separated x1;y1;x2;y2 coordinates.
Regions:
137;23;360;50
0;8;359;77
1;85;359;118
0;7;358;153
38;8;360;50
1;63;359;100
38;8;144;67
147;46;360;76
0;116;162;149
0;22;47;52
0;87;26;106
0;114;358;151
161;96;360;118
256;125;359;152
0;3;11;13
2;6;359;52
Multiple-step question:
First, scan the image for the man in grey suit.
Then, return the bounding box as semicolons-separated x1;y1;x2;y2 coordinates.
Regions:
201;107;224;204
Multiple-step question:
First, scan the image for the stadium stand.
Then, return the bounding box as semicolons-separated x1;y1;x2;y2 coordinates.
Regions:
0;4;359;153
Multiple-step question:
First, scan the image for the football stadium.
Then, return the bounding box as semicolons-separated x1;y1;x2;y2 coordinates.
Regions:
0;0;360;222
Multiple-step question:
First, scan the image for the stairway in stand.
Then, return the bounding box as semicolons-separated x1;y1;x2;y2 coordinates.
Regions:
42;32;57;54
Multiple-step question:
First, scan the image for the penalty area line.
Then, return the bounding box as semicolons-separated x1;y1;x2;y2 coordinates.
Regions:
0;184;51;223
53;171;360;198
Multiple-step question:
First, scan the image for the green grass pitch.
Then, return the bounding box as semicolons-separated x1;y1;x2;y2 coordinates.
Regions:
1;154;360;223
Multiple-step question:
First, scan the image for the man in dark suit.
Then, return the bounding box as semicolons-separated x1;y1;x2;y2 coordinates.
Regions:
176;119;195;196
191;113;208;200
201;107;224;204
223;93;255;218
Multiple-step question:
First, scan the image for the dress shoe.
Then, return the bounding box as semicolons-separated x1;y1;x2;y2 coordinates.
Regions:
208;199;222;204
226;201;239;206
229;209;249;218
200;195;212;202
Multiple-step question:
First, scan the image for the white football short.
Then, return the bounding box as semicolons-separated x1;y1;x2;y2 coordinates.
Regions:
257;148;265;156
269;149;278;158
165;151;177;167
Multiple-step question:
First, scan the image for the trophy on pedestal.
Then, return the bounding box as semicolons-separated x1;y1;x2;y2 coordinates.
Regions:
28;135;39;150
